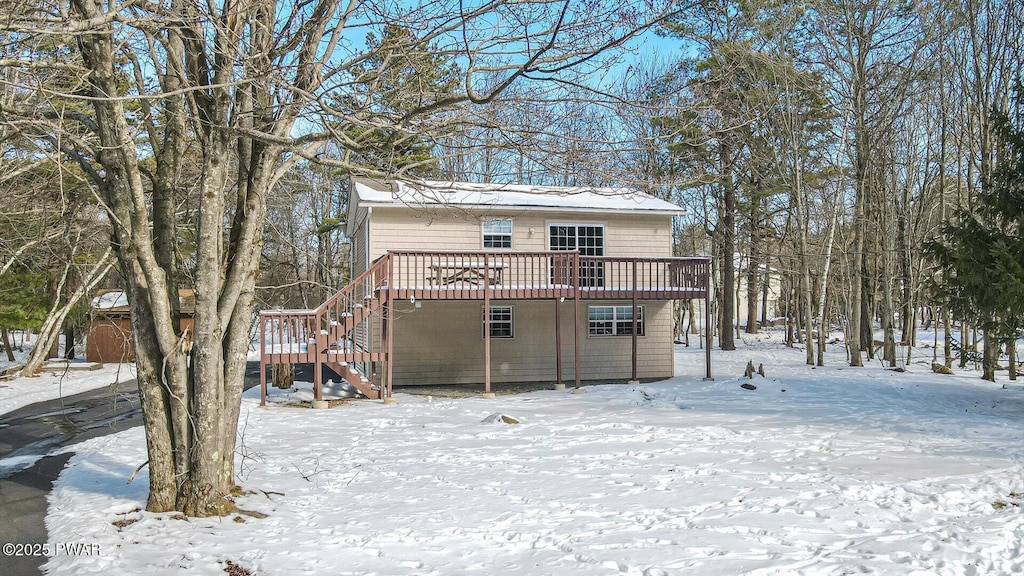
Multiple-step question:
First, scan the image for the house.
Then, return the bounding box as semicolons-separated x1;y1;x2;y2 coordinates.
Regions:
86;289;195;363
258;179;711;403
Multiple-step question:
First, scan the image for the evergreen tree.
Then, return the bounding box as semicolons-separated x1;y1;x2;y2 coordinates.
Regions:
0;272;49;361
928;85;1024;380
334;24;460;177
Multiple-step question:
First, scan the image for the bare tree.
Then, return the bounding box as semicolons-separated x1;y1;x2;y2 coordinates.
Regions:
1;0;679;515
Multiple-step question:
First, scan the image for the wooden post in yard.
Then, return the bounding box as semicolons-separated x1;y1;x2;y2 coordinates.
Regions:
313;331;323;402
574;252;581;390
259;316;267;406
555;297;562;387
386;254;395;398
631;259;638;383
484;252;491;395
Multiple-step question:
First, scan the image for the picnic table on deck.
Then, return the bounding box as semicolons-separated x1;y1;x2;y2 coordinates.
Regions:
429;260;507;286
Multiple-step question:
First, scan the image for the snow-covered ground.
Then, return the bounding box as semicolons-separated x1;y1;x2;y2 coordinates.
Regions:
44;332;1024;575
0;363;135;417
0;330;134;416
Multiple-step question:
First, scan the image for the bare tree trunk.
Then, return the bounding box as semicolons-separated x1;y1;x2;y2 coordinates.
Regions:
1;328;14;362
880;265;897;367
273;364;295;389
63;325;75;360
21;249;113;376
816;111;848;366
719;143;737;351
982;329;996;381
849;166;866;366
1009;335;1017;381
793;157;814;365
745;227;759;334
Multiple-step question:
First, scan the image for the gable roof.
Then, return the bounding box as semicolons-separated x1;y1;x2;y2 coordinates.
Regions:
347;178;685;235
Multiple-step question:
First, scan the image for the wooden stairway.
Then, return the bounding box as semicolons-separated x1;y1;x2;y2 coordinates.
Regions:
259;255;393;404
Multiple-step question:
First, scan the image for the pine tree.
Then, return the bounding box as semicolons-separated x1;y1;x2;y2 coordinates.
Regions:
333;24;460;176
0;272;49;362
929;85;1024;380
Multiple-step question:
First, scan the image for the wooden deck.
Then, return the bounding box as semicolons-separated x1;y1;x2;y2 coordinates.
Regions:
259;251;712;404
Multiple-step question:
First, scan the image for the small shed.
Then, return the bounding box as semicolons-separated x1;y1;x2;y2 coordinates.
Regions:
86;289;195;363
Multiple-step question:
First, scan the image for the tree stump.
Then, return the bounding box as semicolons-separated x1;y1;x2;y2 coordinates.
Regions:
272;364;294;389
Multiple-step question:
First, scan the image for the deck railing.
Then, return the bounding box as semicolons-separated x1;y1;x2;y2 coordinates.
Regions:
259;255;392;367
385;251;709;300
259;252;708;360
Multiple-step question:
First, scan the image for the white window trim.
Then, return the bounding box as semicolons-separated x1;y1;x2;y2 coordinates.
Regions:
482;305;514;339
549;223;606;287
587;305;645;337
482;219;514;250
546;222;605;255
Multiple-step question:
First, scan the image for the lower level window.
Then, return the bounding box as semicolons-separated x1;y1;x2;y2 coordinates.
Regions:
484;306;514;338
588;305;644;336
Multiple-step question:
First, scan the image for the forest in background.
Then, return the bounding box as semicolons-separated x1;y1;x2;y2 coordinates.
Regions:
2;0;1021;376
1;0;1020;514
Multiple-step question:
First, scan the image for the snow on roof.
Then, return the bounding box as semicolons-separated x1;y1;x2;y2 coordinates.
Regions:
89;289;196;314
91;290;129;310
352;179;686;215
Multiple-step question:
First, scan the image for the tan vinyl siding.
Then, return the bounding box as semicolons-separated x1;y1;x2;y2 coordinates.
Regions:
368;208;673;259
390;299;674;385
362;204;678;386
351;219;367;277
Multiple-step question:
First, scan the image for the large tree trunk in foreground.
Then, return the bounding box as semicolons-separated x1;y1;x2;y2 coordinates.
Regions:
71;0;276;515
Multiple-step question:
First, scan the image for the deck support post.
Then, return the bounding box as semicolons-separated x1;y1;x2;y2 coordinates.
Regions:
313;312;324;402
259;317;267;406
631;260;638;383
574;252;581;390
484;253;491;395
555;298;562;387
313;357;323;402
386;256;395;398
704;273;713;381
380;294;388;400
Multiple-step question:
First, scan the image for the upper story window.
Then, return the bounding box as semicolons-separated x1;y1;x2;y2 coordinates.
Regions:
483;219;513;249
550;224;605;287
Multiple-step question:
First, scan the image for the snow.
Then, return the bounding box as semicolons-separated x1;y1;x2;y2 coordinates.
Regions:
353;179;687;215
0;363;135;416
44;331;1024;575
90;291;130;310
0;330;134;416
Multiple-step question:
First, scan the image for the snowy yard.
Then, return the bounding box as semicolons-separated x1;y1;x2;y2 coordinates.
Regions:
0;363;134;417
44;333;1024;575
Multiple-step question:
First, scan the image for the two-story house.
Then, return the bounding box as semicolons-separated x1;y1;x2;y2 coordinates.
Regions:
259;179;711;404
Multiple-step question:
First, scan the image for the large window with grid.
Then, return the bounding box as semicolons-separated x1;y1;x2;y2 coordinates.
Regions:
588;305;644;336
483;219;513;249
549;224;604;287
483;305;514;338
